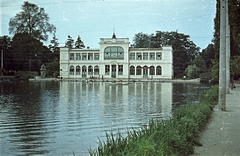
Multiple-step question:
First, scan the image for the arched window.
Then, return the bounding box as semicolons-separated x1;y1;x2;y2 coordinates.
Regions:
94;66;99;75
76;65;80;75
82;66;87;75
88;66;93;75
118;65;123;75
150;66;155;75
156;66;162;75
130;66;135;75
70;65;74;75
136;66;142;75
104;46;124;60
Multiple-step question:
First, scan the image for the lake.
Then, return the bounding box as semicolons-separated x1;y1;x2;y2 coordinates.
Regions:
0;81;210;155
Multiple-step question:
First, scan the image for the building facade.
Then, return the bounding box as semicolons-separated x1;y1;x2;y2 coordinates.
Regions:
59;34;173;80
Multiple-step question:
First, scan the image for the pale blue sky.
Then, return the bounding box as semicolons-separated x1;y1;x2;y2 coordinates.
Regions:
1;0;216;49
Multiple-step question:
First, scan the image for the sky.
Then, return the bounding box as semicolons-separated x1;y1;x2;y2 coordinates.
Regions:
0;0;216;50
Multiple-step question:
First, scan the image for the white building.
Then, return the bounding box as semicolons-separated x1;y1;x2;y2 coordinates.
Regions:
59;34;173;80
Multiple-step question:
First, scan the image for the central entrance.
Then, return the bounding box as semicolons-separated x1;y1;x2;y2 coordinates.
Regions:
111;65;116;78
143;66;148;78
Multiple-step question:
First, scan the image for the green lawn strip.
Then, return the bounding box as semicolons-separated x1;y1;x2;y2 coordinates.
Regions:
89;85;219;156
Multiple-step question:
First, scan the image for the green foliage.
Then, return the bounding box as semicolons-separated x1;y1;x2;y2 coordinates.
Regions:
89;86;219;156
191;55;206;72
132;32;152;48
185;64;200;79
0;35;12;70
200;44;216;69
75;35;85;49
229;0;240;50
211;60;219;81
46;61;59;78
132;31;200;78
65;35;74;48
0;35;11;50
8;1;56;41
211;0;240;79
8;33;52;71
230;56;240;79
48;33;60;61
200;85;219;109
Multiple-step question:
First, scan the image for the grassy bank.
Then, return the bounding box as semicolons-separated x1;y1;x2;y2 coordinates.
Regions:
89;85;219;156
15;71;37;80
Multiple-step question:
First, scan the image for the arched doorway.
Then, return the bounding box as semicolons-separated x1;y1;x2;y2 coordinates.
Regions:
143;66;148;78
82;66;87;78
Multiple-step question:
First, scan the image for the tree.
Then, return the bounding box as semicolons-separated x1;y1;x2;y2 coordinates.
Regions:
230;56;240;80
185;64;200;79
211;60;219;81
200;43;216;69
46;61;59;78
9;33;52;71
0;35;11;74
132;31;200;78
211;0;240;81
191;55;206;73
9;1;56;41
152;31;199;78
132;32;152;48
229;0;240;53
75;35;85;49
0;35;11;50
65;35;74;48
49;33;60;61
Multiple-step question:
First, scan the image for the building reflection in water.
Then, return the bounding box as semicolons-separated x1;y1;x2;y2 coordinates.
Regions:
59;82;172;130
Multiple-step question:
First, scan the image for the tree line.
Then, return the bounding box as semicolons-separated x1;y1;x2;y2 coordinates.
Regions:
132;0;240;80
0;1;85;77
1;0;240;79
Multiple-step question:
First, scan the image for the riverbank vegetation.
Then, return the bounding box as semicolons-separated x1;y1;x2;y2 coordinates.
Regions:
89;85;218;156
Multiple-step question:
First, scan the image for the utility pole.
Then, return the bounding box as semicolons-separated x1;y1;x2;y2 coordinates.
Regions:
226;0;230;93
219;0;227;111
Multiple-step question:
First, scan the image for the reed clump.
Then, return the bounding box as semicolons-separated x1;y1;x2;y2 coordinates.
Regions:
89;85;219;156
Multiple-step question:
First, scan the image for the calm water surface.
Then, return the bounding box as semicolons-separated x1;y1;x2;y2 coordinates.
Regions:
0;81;209;155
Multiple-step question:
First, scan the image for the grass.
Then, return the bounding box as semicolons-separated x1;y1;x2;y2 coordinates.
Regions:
89;85;219;156
14;71;37;80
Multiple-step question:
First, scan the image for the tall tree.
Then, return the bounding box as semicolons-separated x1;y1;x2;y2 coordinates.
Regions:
0;36;11;74
185;64;200;79
152;31;199;78
229;0;240;56
9;33;51;71
191;55;206;73
211;0;240;80
9;1;56;41
65;35;74;48
48;33;60;61
75;35;85;49
212;0;220;61
200;43;216;69
132;31;200;78
132;32;152;48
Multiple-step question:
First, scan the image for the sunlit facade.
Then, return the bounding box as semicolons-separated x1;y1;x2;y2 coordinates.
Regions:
59;34;173;80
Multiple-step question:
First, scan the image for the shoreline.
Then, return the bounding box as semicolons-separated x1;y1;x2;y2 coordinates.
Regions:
28;77;201;83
